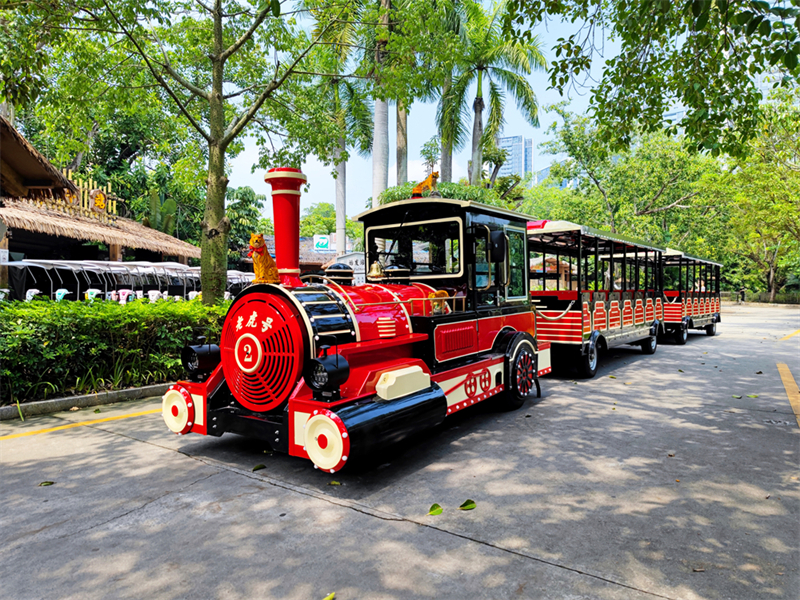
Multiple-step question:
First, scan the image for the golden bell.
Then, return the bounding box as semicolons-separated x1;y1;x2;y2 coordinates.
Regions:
367;261;384;279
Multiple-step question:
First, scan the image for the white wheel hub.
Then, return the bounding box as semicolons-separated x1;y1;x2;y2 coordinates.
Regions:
162;386;194;435
303;411;350;472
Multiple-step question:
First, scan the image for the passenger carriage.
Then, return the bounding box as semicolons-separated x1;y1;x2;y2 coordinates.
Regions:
161;169;551;473
661;249;722;344
526;220;665;378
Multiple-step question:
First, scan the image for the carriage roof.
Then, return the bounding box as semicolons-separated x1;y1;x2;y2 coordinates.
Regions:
526;220;666;255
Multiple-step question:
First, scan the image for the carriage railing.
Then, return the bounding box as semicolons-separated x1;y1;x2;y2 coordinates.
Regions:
299;274;467;315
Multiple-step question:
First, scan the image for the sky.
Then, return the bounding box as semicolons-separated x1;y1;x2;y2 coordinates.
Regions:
228;12;621;222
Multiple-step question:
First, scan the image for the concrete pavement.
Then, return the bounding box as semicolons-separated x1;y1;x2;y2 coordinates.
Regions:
1;304;798;599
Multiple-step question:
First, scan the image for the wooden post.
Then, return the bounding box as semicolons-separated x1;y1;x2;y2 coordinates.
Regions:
0;235;8;291
109;244;122;261
178;255;188;265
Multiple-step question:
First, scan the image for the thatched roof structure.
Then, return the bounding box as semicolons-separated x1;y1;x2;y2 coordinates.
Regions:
0;116;76;198
0;115;199;259
0;198;201;258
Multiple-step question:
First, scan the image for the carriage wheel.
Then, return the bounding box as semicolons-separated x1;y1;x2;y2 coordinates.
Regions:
674;326;688;345
578;342;598;379
705;322;716;336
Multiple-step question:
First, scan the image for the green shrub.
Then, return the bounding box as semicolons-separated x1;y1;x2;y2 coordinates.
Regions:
0;299;229;405
377;181;501;206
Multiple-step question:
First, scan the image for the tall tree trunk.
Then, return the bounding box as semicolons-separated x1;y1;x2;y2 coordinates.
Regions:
201;1;230;305
372;99;389;206
396;102;407;185
440;72;453;183
201;142;230;304
372;0;390;208
469;96;485;186
335;136;347;256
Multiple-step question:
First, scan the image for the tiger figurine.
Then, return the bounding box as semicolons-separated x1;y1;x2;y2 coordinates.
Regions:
248;233;279;284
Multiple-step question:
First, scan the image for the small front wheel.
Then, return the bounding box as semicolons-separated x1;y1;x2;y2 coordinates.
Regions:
578;342;598;378
705;322;716;336
640;335;658;355
673;326;688;345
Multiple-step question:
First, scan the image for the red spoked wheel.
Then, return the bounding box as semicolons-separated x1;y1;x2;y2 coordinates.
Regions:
464;375;478;398
515;349;536;396
478;368;491;392
498;335;538;411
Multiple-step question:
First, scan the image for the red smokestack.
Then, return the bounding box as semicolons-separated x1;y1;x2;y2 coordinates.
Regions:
264;167;307;287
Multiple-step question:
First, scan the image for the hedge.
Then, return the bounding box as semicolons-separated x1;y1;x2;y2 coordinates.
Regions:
0;299;229;405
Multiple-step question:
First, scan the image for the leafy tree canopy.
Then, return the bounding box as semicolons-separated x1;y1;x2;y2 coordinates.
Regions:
504;0;800;157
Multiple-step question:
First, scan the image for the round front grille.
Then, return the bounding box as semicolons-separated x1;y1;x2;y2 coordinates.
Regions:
221;291;305;412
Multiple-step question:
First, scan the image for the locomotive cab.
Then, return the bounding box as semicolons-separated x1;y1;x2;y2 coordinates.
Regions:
358;198;550;390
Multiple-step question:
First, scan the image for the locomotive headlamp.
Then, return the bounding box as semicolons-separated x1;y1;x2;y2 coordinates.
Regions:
181;336;221;378
305;345;349;401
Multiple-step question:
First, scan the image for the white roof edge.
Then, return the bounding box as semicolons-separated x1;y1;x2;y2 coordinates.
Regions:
527;220;582;234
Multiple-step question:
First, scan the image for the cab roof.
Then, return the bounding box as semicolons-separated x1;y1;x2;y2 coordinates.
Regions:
355;198;537;223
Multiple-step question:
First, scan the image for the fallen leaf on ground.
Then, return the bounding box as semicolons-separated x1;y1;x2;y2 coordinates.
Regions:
525;414;531;418
252;464;266;472
765;495;770;499
693;568;705;572
609;375;617;379
676;479;680;482
459;499;476;511
69;407;80;411
668;453;675;457
732;395;742;399
612;408;616;410
39;481;54;486
756;371;763;374
322;594;335;600
703;352;708;354
678;369;684;373
747;394;758;398
94;408;101;413
328;481;341;486
624;382;633;385
428;503;443;516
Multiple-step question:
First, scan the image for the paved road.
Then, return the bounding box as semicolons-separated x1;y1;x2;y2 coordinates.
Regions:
2;304;798;600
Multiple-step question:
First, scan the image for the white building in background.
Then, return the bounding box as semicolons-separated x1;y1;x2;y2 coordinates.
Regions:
497;135;535;182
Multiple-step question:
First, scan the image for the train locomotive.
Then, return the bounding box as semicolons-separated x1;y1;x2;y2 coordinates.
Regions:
162;168;552;472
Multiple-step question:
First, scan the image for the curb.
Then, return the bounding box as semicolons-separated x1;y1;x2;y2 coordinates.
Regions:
722;301;800;309
0;383;173;421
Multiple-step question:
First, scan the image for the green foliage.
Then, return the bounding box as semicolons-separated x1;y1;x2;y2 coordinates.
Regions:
378;181;501;206
226;186;266;260
503;0;800;157
420;135;441;175
299;202;362;247
0;300;228;405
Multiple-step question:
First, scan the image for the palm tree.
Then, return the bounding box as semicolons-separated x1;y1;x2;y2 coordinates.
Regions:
438;0;546;185
307;1;374;255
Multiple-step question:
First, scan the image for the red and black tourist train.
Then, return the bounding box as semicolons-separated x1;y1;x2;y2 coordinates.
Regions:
161;168;722;472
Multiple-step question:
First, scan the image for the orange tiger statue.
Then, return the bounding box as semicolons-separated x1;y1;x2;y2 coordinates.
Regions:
248;233;279;284
411;171;439;198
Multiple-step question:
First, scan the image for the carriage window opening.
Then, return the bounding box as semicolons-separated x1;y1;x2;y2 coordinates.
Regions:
368;220;461;277
473;235;493;289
